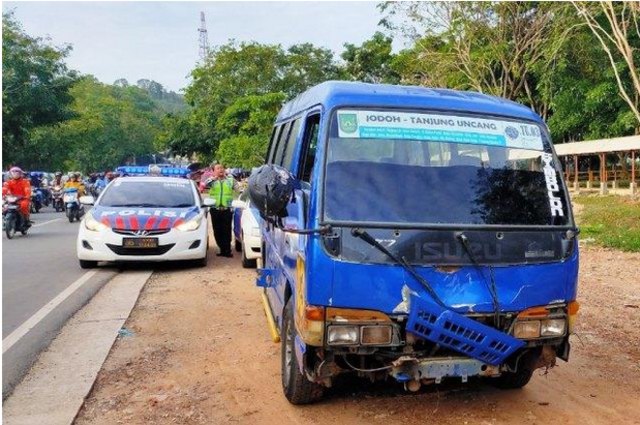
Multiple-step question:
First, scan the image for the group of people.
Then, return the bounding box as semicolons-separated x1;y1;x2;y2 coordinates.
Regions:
4;162;247;259
1;167;105;225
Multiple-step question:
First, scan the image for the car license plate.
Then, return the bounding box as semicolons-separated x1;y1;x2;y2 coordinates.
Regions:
122;237;158;248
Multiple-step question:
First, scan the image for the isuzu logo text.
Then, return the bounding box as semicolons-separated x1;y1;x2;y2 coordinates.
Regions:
541;153;565;217
414;242;502;261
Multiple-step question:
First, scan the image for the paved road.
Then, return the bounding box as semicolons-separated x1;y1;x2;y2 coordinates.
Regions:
2;206;117;396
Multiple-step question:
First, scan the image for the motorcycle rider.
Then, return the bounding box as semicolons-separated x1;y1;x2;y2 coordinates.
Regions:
63;172;86;196
2;167;32;227
51;172;64;188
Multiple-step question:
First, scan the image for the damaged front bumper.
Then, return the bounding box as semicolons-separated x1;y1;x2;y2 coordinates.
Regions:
390;356;501;384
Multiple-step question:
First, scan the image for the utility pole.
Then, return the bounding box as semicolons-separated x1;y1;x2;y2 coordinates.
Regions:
198;11;209;61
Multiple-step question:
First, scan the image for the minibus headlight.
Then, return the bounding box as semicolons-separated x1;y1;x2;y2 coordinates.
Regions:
541;319;566;337
514;321;541;339
327;325;359;345
361;325;392;345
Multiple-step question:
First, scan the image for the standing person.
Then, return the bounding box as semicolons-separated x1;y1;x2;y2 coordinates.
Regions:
2;167;32;226
208;163;240;257
199;162;216;192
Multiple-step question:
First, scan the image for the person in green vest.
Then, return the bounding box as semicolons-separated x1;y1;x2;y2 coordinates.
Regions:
208;163;241;257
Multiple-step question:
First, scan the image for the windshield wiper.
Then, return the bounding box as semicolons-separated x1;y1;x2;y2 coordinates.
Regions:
170;203;194;208
351;228;446;308
456;232;500;327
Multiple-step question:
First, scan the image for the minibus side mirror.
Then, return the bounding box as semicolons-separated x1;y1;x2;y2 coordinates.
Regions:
247;164;294;219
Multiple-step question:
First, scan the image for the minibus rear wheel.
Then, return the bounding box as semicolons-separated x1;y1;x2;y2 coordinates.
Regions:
281;299;324;404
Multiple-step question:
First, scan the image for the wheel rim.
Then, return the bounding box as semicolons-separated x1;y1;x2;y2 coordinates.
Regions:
283;316;294;385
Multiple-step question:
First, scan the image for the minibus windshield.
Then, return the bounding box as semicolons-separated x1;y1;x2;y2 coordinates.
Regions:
324;110;570;227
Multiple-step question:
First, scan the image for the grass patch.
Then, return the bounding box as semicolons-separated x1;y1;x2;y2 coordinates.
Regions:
573;195;640;252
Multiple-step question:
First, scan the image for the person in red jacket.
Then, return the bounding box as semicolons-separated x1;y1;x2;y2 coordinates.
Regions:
3;166;32;223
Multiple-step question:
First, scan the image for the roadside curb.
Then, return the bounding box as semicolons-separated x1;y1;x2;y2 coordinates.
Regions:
2;270;153;425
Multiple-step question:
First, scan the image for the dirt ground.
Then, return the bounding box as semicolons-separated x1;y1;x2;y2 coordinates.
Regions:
75;242;640;425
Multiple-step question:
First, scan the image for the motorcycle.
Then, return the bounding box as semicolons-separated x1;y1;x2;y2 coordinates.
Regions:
63;188;84;222
3;195;29;239
30;188;43;214
40;184;51;207
51;186;64;212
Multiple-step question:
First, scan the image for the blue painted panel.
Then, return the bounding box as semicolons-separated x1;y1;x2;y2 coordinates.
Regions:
307;244;579;314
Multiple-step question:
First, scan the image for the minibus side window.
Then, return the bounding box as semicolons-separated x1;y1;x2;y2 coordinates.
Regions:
282;119;302;169
298;114;320;182
273;121;292;166
265;126;281;164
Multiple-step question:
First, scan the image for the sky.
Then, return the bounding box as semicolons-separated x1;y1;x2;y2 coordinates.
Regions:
3;1;389;92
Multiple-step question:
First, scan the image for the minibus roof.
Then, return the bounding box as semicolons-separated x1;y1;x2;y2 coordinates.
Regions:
276;81;542;124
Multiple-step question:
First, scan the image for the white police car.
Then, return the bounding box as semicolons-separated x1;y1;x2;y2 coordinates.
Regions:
76;176;214;268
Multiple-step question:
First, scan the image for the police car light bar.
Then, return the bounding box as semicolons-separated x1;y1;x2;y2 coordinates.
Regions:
115;166;190;177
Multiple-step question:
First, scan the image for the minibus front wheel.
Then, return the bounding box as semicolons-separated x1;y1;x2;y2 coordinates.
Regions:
281;299;324;404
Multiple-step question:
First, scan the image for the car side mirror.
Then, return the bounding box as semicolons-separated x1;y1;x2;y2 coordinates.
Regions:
247;164;294;219
231;199;247;209
79;195;94;205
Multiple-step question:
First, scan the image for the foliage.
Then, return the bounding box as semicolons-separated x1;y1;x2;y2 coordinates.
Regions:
341;32;400;84
31;77;164;172
574;195;640;252
215;93;287;168
166;41;340;162
2;11;78;167
380;1;640;141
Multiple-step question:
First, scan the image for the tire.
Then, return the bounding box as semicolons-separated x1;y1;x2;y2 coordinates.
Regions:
235;239;242;252
34;203;40;213
5;215;16;239
281;299;324;405
492;367;534;389
79;259;98;269
241;244;257;268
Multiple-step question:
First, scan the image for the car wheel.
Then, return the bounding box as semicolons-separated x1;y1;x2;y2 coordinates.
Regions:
241;235;257;268
281;298;324;405
79;259;97;269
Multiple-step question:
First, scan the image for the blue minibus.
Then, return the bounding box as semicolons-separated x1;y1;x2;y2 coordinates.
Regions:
249;81;579;404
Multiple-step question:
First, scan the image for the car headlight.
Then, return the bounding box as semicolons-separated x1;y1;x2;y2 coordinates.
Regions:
176;214;203;232
327;325;359;345
361;325;393;345
84;215;109;232
513;321;541;339
541;318;566;337
250;227;261;237
514;318;566;339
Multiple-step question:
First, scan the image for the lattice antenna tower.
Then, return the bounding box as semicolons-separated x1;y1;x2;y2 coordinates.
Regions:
198;12;210;61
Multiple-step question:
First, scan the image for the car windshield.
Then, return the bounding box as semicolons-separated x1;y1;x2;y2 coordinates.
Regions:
100;180;195;208
324;109;570;226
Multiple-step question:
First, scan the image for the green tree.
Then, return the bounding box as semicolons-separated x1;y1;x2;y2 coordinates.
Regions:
215;93;286;168
2;11;77;168
33;77;164;172
176;40;339;160
341;32;400;84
